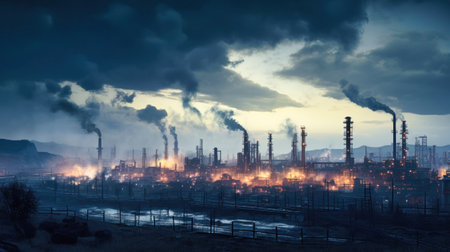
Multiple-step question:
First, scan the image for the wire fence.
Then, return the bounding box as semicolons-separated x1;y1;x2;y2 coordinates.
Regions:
38;206;359;246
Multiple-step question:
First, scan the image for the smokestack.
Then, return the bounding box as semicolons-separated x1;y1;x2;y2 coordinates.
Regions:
393;114;397;167
268;132;273;171
292;132;298;167
199;139;203;165
301;126;306;169
344;117;354;167
142;148;147;168
256;141;260;166
213;147;219;166
243;130;250;172
401;120;407;166
97;135;103;171
154;149;158;167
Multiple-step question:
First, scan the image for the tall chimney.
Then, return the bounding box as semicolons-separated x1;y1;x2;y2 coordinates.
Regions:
401;120;407;166
344;117;354;167
268;132;273;172
243;130;250;172
213;147;219;166
393;114;397;167
301;126;307;169
256;141;260;166
142;148;147;169
154;149;158;167
292;132;298;167
97;136;103;171
199;139;203;166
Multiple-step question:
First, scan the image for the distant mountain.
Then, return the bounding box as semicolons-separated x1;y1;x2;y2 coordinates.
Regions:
32;140;94;159
277;144;450;163
0;139;62;174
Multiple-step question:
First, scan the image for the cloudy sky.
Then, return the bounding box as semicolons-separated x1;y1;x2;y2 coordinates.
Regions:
0;0;449;160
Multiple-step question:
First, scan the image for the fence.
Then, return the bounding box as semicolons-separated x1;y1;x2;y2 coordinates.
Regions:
38;206;359;246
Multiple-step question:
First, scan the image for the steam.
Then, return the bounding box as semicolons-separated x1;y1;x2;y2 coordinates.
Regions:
340;80;395;116
281;118;297;138
211;106;245;132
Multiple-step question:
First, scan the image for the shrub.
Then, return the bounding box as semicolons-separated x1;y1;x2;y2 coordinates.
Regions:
0;181;38;221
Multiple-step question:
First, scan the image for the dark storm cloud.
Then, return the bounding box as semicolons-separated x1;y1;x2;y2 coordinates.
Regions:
0;0;368;112
197;69;301;111
279;32;450;114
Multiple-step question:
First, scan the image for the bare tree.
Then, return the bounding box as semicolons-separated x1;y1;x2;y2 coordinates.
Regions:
0;181;38;221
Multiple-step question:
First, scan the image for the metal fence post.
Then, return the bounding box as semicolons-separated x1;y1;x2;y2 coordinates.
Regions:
153;216;156;228
119;208;122;224
231;221;234;237
191;218;194;232
50;207;53;215
86;209;89;221
252;222;256;239
301;228;304;245
275;226;278;241
172;216;175;231
134;212;137;226
102;210;105;222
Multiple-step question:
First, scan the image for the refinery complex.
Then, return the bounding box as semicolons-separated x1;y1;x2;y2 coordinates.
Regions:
46;114;449;217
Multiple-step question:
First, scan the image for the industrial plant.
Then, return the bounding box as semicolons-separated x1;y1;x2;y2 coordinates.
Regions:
7;112;443;249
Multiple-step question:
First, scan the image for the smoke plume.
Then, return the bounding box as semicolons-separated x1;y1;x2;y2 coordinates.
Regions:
16;82;102;137
169;125;178;156
51;99;102;137
340;80;395;116
169;126;178;143
137;104;168;142
281;118;297;138
112;90;136;105
182;94;201;118
211;106;245;132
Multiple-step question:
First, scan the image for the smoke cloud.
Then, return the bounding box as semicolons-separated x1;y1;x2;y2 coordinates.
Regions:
340;80;395;116
136;104;168;142
50;98;101;137
182;95;201;118
112;90;136;105
16;82;102;137
281;118;297;138
211;106;245;132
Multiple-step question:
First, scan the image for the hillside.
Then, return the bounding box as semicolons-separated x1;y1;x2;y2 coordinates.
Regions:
0;139;61;174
